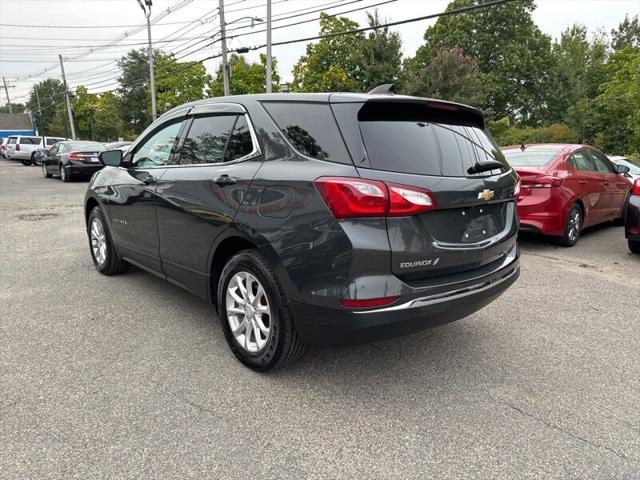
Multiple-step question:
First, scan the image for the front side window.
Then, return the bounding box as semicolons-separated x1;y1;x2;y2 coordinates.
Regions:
180;114;237;165
262;101;350;163
589;150;615;173
132;119;183;168
568;151;592;171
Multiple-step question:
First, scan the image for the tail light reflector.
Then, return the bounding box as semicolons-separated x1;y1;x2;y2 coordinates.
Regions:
67;152;84;160
340;296;399;309
520;175;563;188
514;177;521;198
314;177;437;219
16;144;20;151
632;179;640;196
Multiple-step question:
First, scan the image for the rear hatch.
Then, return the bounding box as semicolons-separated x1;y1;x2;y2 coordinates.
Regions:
331;98;518;282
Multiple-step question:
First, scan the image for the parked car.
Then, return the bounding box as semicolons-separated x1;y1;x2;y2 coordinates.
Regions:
5;135;42;163
609;155;640;181
85;91;520;371
502;144;632;246
0;137;8;158
625;178;640;254
42;140;106;181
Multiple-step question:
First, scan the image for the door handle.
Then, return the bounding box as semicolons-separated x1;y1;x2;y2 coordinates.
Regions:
213;175;237;185
603;181;610;186
579;181;587;186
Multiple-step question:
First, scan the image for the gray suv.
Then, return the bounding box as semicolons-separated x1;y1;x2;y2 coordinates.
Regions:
85;90;520;371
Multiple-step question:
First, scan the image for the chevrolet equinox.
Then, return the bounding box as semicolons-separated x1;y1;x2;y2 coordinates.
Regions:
85;89;520;371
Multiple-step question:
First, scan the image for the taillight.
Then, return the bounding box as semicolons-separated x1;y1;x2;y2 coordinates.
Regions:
16;144;20;151
520;175;563;188
67;152;83;160
632;179;640;196
340;296;399;309
314;177;437;219
513;177;521;198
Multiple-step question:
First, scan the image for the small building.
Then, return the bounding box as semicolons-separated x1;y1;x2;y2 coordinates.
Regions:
0;112;37;138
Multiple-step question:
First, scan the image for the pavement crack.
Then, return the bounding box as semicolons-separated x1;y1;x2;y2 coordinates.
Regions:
502;401;629;461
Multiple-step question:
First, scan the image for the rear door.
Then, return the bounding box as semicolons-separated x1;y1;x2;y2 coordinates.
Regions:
155;104;263;297
332;99;518;281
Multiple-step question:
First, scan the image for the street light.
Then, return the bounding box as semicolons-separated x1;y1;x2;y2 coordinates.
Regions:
137;0;157;121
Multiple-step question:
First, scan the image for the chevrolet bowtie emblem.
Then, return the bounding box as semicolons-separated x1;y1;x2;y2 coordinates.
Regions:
478;189;495;201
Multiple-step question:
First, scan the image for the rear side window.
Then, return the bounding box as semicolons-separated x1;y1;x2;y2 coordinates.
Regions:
20;137;41;145
180;114;237;165
262;102;351;163
356;101;506;177
8;137;16;144
504;149;562;167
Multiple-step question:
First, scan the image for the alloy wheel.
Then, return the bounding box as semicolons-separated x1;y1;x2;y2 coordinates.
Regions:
567;208;582;242
90;217;107;266
42;162;47;177
60;164;66;181
226;271;272;353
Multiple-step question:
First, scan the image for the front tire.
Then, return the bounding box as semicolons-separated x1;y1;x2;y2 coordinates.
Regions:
629;240;640;254
217;249;304;371
552;203;583;247
88;207;127;275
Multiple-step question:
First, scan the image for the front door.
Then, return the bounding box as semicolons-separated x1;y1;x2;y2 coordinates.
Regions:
107;117;186;272
155;109;262;298
589;149;630;218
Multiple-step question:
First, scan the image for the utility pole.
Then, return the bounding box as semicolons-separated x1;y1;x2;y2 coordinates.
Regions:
58;55;76;139
34;84;42;115
2;77;15;114
266;0;272;93
138;0;157;121
219;0;230;96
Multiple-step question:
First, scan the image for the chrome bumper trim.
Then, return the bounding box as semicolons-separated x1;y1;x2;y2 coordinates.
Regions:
355;260;519;314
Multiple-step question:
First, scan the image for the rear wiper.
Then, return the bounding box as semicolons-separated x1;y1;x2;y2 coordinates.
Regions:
467;160;504;175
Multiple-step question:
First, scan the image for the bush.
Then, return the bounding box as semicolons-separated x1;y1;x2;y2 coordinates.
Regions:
488;118;579;146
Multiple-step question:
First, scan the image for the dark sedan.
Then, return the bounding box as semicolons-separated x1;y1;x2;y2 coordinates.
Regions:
42;141;106;182
626;178;640;253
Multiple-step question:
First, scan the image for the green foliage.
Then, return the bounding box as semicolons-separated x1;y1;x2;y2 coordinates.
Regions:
0;103;25;114
488;118;579;146
358;11;403;92
401;47;486;107
611;14;640;50
25;78;66;135
156;56;210;111
410;0;554;123
292;13;364;92
208;53;279;97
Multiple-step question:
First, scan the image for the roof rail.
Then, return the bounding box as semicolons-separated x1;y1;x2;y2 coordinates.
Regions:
367;84;396;95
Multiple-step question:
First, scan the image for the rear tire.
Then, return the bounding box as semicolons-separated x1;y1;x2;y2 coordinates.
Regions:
21;158;32;166
552;203;583;247
60;163;71;182
88;207;127;275
629;240;640;254
42;162;52;178
217;249;304;371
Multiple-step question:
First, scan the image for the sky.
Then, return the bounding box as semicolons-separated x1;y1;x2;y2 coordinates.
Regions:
0;0;639;108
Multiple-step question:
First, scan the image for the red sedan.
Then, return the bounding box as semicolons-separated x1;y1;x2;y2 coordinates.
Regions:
502;144;632;246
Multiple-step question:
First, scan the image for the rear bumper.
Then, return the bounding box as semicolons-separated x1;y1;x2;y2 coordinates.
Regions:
291;255;519;346
68;161;103;176
625;196;640;241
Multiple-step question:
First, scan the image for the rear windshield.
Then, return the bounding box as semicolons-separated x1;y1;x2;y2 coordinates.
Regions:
503;149;561;167
357;102;507;177
69;142;105;151
20;137;41;145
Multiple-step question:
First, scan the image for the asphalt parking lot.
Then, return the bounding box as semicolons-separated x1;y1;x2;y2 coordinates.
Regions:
1;158;639;479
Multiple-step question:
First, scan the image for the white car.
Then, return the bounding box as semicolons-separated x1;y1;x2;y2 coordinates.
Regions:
608;155;640;181
5;135;66;165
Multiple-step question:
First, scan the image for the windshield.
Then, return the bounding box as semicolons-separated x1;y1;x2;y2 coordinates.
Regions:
503;148;562;167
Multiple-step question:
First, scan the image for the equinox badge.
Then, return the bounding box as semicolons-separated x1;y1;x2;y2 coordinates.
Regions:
478;189;495;201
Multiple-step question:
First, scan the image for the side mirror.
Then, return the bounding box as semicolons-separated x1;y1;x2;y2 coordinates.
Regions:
616;164;630;175
99;149;123;167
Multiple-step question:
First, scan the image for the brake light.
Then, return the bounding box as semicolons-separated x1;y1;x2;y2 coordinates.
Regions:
314;177;437;219
514;177;521;197
340;296;399;309
67;152;83;160
520;175;563;188
16;144;20;151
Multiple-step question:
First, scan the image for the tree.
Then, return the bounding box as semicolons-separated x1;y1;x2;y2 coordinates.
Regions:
402;47;486;108
292;13;364;92
359;11;402;92
611;14;640;51
208;53;279;97
410;0;555;123
26;78;65;135
117;48;209;135
0;103;25;114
